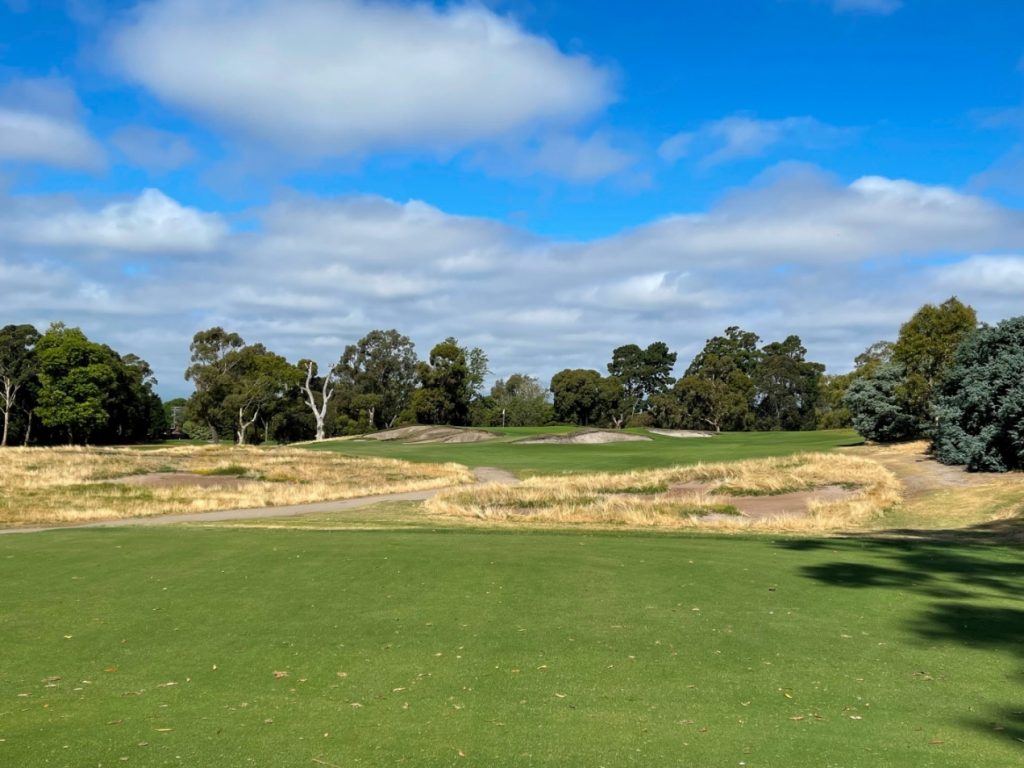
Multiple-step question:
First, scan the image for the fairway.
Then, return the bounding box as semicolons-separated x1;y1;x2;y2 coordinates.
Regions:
2;527;1020;767
309;428;862;475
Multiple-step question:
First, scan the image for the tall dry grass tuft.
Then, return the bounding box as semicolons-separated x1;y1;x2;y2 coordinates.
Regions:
0;446;472;526
426;452;902;533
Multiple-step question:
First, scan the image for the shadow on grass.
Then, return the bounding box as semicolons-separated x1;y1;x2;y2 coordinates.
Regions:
778;529;1024;751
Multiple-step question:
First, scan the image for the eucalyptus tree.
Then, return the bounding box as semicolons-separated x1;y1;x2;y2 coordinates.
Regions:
0;324;39;447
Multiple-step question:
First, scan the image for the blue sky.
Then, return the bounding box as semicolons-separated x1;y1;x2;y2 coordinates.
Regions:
2;0;1024;396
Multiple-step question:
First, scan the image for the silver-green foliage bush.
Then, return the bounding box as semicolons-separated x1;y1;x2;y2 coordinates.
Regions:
933;317;1024;472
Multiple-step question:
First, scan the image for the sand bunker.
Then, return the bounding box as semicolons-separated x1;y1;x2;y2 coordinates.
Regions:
647;428;717;439
516;430;652;445
357;425;498;444
668;480;857;519
112;472;256;489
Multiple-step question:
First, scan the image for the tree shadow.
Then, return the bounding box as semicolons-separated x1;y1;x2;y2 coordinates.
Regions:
778;533;1024;751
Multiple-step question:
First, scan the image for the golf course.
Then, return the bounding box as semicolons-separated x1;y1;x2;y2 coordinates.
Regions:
2;429;1022;767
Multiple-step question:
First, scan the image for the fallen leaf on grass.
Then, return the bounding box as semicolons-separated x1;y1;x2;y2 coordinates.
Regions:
273;671;289;679
156;681;177;688
154;728;173;732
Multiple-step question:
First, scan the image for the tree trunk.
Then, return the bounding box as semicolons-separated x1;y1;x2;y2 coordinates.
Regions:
1;380;15;447
22;410;32;446
367;406;375;430
237;407;259;446
208;421;219;443
302;361;334;441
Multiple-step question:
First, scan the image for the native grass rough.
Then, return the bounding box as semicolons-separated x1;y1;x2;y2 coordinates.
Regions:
0;445;473;526
427;452;902;533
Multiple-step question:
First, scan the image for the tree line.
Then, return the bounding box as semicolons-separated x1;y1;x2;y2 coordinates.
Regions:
0;323;164;446
839;297;1024;471
4;298;1022;470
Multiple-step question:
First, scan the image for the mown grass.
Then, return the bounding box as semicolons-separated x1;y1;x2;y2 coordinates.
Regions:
1;527;1021;767
309;428;862;475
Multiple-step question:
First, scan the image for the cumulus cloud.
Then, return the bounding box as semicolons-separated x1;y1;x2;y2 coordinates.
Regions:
111;125;196;173
0;77;105;171
108;0;614;159
932;255;1024;295
660;115;854;168
2;188;227;253
3;169;1023;396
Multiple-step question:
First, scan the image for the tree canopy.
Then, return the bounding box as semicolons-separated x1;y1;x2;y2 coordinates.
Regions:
933;316;1024;471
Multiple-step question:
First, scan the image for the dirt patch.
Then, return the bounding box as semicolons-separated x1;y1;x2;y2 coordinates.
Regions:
840;441;985;496
111;472;257;489
472;467;521;485
357;425;498;444
667;480;858;519
647;428;717;438
516;430;652;445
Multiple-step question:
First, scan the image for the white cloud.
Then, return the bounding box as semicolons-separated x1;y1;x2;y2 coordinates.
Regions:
474;132;637;183
660;115;853;168
657;131;693;164
0;77;105;171
3;170;1023;396
832;0;902;14
111;125;196;173
109;0;614;158
583;168;1024;268
3;188;227;253
932;255;1024;295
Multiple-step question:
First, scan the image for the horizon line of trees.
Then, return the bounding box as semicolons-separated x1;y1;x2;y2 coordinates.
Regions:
4;296;1022;471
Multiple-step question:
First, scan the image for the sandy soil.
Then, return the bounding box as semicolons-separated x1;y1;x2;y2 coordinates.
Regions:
667;480;858;519
357;425;498;444
516;430;652;445
112;472;256;489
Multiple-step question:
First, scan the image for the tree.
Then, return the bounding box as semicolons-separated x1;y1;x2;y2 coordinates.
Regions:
483;374;552;427
184;328;245;441
844;362;919;442
551;369;603;426
607;342;677;418
854;340;895;375
652;375;750;433
411;339;476;426
753;335;824;431
300;360;336;441
0;324;39;447
892;297;977;430
222;345;297;445
337;329;418;430
32;324;162;444
676;327;760;431
933;316;1024;471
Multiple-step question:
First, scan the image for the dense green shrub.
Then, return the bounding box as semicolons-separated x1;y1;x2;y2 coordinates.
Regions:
843;363;921;442
933;317;1024;472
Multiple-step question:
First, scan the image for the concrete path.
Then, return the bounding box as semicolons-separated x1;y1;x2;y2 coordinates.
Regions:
0;467;519;536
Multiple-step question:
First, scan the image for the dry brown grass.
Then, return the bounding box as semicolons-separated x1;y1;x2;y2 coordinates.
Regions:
426;452;902;533
0;445;472;526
